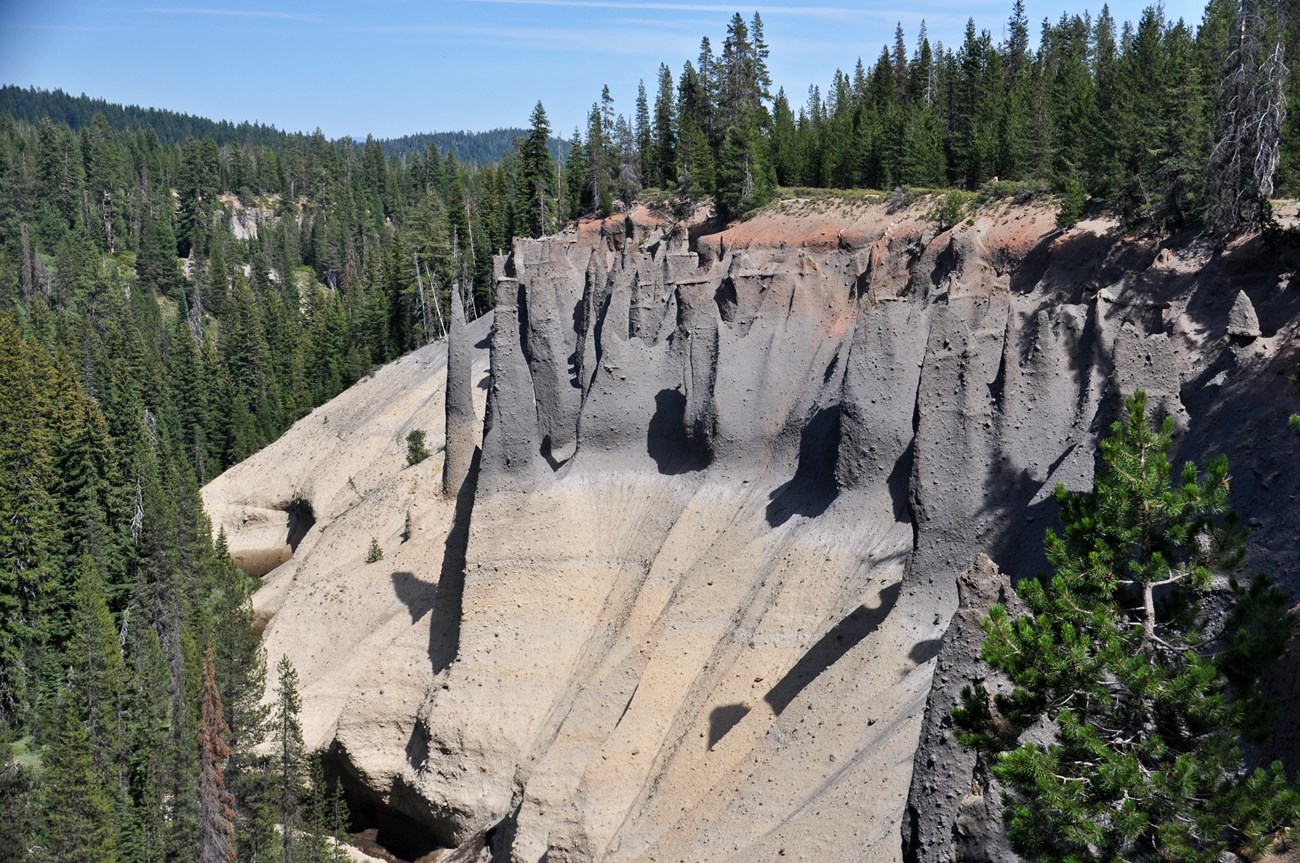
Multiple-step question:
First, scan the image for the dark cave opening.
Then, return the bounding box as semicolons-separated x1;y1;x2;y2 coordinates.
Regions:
324;753;447;863
230;497;317;578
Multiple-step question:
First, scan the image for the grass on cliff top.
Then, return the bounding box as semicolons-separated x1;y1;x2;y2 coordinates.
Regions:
775;186;892;204
760;179;1054;220
632;179;1059;224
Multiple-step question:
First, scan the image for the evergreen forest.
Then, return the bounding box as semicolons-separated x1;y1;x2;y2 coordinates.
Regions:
0;0;1297;859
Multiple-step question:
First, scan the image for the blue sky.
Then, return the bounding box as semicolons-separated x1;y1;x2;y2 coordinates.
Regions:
1;0;1206;140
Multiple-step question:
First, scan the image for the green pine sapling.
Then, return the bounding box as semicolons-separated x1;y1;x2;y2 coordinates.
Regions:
406;429;430;466
954;391;1298;862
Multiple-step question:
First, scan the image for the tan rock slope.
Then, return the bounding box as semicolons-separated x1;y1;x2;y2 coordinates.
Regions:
203;197;1300;863
203;315;493;860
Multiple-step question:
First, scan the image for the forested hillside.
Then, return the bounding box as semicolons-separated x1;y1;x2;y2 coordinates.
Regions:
0;111;544;477
0;91;531;863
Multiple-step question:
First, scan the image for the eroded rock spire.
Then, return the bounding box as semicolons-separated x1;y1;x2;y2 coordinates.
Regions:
443;285;474;497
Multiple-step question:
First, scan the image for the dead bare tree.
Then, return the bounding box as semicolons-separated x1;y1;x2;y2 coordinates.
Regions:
421;259;447;339
189;276;205;343
459;193;482;321
19;224;33;306
1205;0;1288;238
413;253;433;345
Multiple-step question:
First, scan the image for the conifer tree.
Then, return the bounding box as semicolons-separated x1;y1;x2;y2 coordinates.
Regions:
33;120;85;247
651;64;676;189
612;113;642;203
564;128;588;219
713;13;774;218
676;63;716;207
0;738;37;863
517;102;556;237
64;556;127;788
303;755;350;863
121;605;173;863
136;188;182;298
41;696;118;863
0;313;57;718
955;391;1299;863
585;89;616;216
635;80;653;188
273;655;307;863
901;104;946;186
207;531;277;863
769;88;798;185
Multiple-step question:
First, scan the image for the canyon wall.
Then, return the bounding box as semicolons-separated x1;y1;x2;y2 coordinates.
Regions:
204;197;1300;863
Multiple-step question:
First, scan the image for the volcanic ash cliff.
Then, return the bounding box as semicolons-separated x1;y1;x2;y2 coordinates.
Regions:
203;197;1300;863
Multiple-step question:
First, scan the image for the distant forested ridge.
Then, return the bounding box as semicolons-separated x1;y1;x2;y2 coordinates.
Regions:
0;85;570;166
377;128;570;165
0;95;562;482
0;85;291;148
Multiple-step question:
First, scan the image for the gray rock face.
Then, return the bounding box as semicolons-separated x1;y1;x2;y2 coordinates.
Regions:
443;286;476;497
478;254;549;494
903;555;1022;863
1228;290;1261;339
401;205;1300;863
223;202;1300;863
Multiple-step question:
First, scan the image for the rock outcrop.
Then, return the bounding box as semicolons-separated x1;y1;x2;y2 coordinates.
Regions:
444;286;476;498
904;555;1021;863
1229;289;1262;339
203;197;1300;863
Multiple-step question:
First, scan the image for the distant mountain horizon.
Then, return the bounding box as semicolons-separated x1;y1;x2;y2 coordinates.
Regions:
0;84;565;163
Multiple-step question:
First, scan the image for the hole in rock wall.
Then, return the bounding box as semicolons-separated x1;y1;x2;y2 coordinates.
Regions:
231;498;317;577
325;753;447;863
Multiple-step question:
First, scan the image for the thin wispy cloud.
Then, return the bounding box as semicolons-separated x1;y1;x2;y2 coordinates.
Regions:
450;0;872;21
0;22;131;33
140;7;323;22
361;21;697;57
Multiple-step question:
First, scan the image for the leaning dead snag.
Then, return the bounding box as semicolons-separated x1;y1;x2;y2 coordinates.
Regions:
1205;0;1288;237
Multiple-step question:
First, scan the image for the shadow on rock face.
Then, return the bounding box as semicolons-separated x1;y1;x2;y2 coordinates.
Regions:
764;581;902;716
285;497;315;552
708;703;751;749
428;449;480;675
386;452;480;678
390;571;436;623
909;638;943;666
766;405;842;527
647;388;709;475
